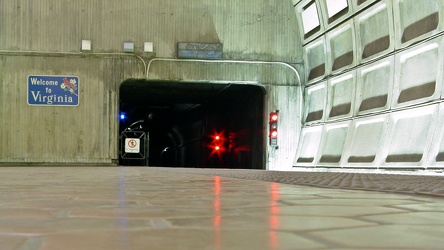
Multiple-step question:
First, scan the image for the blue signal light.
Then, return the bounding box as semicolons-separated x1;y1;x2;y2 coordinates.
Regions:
120;113;126;120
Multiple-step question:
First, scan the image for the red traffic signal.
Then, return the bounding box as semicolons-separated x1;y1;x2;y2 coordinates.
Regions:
210;131;225;155
270;113;278;122
270;130;278;137
269;111;279;146
214;135;221;151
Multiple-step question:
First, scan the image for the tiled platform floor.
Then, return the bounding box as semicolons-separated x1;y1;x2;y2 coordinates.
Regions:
1;166;444;249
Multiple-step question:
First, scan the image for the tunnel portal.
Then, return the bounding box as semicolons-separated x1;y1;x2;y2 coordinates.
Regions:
119;80;265;169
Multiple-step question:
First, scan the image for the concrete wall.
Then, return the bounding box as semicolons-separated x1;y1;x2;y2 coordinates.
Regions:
0;0;303;167
293;0;444;169
0;55;143;163
0;0;301;60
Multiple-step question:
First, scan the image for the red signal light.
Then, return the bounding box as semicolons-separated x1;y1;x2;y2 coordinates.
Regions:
269;111;279;146
270;114;278;121
210;131;225;156
270;130;277;138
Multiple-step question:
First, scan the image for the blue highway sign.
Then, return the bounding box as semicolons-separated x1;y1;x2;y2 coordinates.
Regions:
28;75;79;106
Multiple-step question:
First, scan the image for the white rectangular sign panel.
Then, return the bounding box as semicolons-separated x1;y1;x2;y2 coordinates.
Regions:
125;138;140;153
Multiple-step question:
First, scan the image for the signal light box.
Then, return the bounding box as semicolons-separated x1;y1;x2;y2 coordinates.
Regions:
269;111;279;146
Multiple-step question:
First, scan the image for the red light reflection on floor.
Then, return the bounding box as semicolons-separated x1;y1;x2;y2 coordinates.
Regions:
269;182;280;249
214;176;222;248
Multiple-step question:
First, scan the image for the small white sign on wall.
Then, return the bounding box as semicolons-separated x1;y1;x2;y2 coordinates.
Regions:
125;138;140;153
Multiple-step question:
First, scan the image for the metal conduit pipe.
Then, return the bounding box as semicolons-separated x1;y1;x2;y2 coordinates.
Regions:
0;50;148;73
145;58;304;125
146;58;302;86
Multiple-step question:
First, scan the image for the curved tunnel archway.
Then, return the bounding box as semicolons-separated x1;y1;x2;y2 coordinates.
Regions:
119;79;265;169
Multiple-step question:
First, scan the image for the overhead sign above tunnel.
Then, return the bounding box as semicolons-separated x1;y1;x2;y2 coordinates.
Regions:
28;75;79;106
177;42;223;59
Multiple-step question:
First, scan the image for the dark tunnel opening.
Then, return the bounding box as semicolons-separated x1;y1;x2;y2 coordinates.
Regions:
119;80;265;169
